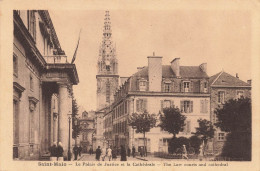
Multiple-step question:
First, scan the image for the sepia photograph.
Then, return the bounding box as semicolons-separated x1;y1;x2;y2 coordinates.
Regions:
1;1;260;170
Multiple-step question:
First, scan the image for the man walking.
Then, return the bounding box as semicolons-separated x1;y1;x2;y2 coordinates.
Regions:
95;146;102;161
132;146;136;158
73;145;78;160
107;146;112;161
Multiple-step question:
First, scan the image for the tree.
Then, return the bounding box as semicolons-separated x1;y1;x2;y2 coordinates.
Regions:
128;111;157;156
215;98;251;160
159;107;186;138
193;119;215;145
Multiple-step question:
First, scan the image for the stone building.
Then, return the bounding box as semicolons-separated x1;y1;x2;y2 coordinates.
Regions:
13;10;79;160
103;55;211;153
209;71;251;154
78;111;95;153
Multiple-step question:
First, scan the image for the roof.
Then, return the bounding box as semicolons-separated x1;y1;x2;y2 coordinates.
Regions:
209;71;250;87
120;77;129;86
132;65;208;78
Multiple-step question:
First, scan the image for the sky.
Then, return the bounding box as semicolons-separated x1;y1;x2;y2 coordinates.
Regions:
49;10;251;112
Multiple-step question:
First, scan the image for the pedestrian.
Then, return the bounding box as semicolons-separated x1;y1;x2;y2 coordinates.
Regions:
112;146;117;161
78;145;82;157
95;146;101;161
89;147;93;155
199;145;204;161
140;147;143;157
101;147;106;161
73;145;78;160
49;142;57;161
127;147;131;157
182;144;188;159
132;146;136;158
120;145;127;161
57;142;64;161
107;146;112;161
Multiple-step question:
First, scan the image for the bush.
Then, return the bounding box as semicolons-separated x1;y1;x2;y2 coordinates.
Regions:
189;136;201;154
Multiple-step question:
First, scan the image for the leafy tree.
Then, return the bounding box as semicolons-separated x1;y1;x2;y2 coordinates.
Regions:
159;107;186;138
128;111;157;156
193;119;215;144
215;98;251;160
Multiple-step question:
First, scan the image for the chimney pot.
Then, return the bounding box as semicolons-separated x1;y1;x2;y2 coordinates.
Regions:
199;63;207;73
247;79;252;85
236;73;239;78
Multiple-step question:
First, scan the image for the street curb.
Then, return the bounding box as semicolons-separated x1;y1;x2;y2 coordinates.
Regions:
135;157;148;161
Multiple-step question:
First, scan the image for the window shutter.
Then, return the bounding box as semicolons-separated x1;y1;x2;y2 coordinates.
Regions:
170;100;174;108
136;79;139;91
200;100;203;113
143;99;147;111
146;81;149;91
136;100;140;112
200;80;203;93
161;100;164;112
180;101;184;112
187;121;191;133
181;81;183;92
190;81;193;92
170;82;174;92
205;99;208;113
190;101;193;113
161;81;164;92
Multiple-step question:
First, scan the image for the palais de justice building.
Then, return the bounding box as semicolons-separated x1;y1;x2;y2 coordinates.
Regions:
13;10;79;160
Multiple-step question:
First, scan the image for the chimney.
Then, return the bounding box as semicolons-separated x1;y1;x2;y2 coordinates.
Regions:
137;67;144;72
236;73;239;79
199;63;207;73
170;58;180;77
247;79;252;85
148;54;162;91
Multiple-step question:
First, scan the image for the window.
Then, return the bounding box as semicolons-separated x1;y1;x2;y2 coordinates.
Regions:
218;132;225;141
106;82;110;102
13;55;18;77
139;81;146;91
204;82;208;93
183;82;190;92
136;99;147;112
106;65;110;71
181;100;193;113
218;91;225;104
30;75;34;91
164;83;170;92
161;100;174;111
183;120;191;133
237;91;244;99
200;99;209;113
28;11;36;41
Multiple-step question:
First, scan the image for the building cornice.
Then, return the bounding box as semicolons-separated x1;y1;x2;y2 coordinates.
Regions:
96;75;119;78
127;91;211;97
210;85;251;88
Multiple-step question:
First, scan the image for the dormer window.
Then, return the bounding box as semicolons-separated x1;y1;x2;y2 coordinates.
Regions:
164;83;170;92
204;82;208;93
106;65;110;71
139;80;146;91
183;82;190;92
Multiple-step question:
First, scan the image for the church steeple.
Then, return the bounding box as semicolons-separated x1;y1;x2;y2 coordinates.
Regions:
96;11;119;110
98;11;118;75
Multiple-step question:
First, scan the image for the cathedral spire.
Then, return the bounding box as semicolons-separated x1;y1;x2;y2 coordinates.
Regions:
103;11;112;38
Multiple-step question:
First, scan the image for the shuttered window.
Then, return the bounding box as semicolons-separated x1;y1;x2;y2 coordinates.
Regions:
200;99;209;113
180;100;193;113
136;99;147;112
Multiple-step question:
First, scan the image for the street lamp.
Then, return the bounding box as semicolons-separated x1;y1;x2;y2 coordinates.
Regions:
67;114;72;161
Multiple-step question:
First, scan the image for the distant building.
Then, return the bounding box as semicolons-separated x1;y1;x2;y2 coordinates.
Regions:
78;111;95;153
13;10;79;160
209;71;251;154
103;55;211;153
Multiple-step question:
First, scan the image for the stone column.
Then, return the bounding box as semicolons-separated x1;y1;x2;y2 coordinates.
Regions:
53;113;58;144
58;83;69;158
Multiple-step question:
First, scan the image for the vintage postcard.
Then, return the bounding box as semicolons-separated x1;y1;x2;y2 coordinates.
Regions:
0;0;260;171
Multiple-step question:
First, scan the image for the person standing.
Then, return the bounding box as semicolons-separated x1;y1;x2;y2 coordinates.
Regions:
89;146;93;155
49;142;57;161
107;146;112;161
95;146;102;161
182;144;188;159
78;145;82;157
73;145;78;160
132;146;136;158
140;147;143;157
120;145;127;161
112;146;117;161
57;142;64;161
127;147;131;157
101;147;106;161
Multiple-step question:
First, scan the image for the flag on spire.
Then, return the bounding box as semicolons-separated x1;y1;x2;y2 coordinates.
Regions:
71;29;81;64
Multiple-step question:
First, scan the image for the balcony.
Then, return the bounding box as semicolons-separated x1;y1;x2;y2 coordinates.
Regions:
44;55;68;64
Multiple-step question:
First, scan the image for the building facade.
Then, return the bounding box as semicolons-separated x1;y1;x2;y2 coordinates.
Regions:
209;71;251;154
103;55;211;153
13;10;79;160
78;111;95;153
